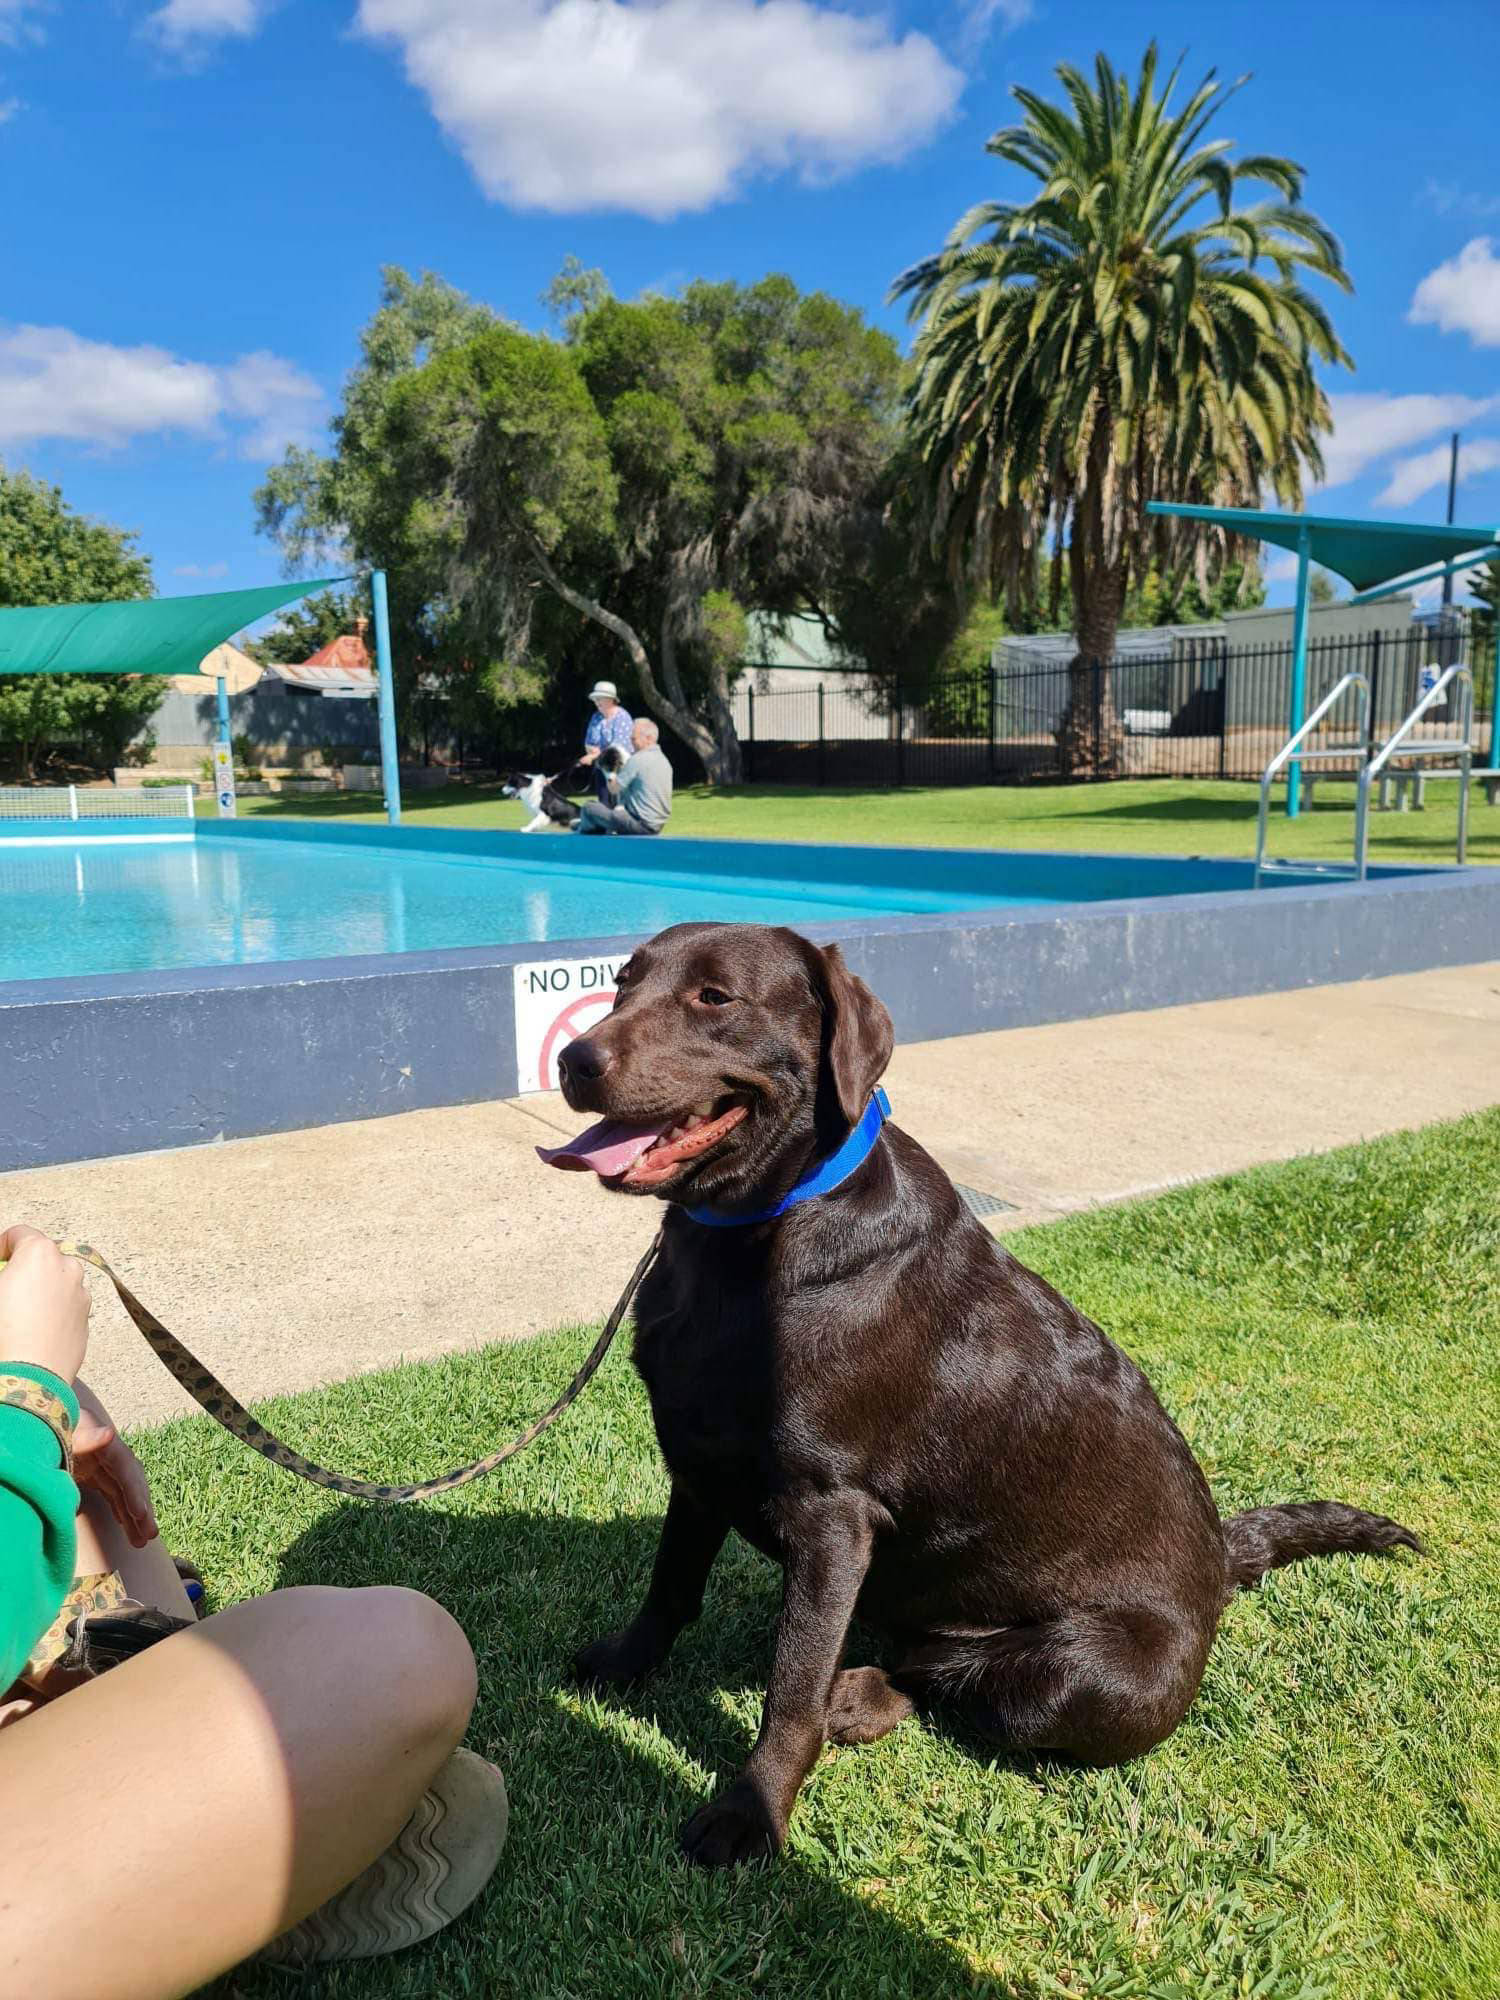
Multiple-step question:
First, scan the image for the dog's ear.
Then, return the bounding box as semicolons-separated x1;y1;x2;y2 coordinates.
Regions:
814;943;893;1132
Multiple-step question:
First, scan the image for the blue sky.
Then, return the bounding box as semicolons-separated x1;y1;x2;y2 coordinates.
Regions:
6;0;1500;611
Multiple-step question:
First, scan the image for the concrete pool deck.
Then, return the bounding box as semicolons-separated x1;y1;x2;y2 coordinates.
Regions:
2;958;1496;1433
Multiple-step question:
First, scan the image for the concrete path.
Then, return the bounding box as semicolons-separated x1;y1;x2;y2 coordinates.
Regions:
3;962;1496;1432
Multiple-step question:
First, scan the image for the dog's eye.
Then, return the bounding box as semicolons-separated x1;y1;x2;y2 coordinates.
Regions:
697;986;733;1007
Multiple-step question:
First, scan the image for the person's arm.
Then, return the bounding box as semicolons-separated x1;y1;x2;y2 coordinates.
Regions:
611;751;637;804
0;1229;91;1691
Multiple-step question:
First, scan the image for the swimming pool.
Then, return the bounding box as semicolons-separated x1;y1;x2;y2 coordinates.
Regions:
3;817;1495;1171
1;827;1071;983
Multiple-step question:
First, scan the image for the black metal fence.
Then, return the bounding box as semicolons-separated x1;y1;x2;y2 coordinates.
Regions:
738;619;1498;787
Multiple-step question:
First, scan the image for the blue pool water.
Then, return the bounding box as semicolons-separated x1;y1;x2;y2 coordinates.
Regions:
1;831;1063;982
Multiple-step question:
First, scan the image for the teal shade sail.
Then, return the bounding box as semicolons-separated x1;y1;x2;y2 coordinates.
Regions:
0;579;350;678
1145;504;1500;592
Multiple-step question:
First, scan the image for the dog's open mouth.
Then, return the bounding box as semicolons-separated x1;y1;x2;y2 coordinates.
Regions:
537;1095;749;1188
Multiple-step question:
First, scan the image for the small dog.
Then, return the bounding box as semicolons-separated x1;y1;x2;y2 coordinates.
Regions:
540;922;1421;1868
503;747;624;832
501;770;579;832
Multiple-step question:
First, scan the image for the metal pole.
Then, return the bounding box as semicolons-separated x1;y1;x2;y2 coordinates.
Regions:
370;569;402;826
1442;432;1460;607
1286;525;1312;818
1488;621;1500;775
212;675;238;819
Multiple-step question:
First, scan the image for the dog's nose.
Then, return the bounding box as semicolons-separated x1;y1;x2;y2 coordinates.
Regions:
558;1038;612;1085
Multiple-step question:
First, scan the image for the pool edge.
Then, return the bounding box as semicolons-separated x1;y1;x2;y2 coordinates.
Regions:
3;861;1497;1172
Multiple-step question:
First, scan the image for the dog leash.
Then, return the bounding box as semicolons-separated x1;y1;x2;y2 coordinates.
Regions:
16;1233;662;1504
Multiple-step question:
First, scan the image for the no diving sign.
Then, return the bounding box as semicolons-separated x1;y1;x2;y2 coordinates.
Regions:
513;953;630;1094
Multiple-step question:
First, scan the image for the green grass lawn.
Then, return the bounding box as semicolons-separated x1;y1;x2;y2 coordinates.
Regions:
217;775;1500;868
137;1113;1500;2000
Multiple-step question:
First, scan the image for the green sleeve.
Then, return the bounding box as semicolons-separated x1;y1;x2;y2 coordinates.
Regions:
0;1364;79;1693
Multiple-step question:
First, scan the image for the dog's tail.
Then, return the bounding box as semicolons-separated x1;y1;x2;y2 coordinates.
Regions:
1222;1501;1421;1591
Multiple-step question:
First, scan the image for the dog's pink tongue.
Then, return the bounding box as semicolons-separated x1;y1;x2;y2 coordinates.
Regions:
536;1118;666;1177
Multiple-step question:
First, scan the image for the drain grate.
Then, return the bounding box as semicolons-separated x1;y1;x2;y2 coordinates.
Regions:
953;1183;1018;1220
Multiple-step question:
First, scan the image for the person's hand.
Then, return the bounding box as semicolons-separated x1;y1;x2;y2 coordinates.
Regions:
0;1226;91;1385
580;746;599;763
73;1379;158;1547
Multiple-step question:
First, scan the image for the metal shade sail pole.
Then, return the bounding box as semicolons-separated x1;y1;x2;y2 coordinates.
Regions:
212;673;237;819
370;569;402;826
1286;524;1312;819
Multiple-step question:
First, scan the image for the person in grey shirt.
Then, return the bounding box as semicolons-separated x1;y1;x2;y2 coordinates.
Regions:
576;718;672;836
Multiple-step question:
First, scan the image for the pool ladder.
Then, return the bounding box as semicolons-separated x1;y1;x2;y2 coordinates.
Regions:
1254;664;1476;888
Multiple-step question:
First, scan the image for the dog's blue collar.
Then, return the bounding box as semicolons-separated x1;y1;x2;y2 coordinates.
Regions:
684;1088;891;1228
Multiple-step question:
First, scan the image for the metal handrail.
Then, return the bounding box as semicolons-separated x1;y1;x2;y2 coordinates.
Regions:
1255;672;1370;888
1354;665;1474;879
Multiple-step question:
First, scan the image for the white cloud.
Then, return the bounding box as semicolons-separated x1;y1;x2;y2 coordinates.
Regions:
962;0;1033;37
1262;551;1301;584
1409;237;1500;349
1316;391;1500;490
1375;435;1500;509
0;1;46;47
173;561;230;578
1422;180;1500;221
219;349;326;458
357;0;963;219
0;325;323;459
145;0;271;53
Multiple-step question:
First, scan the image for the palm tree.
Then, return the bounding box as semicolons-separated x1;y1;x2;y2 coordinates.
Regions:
895;45;1352;773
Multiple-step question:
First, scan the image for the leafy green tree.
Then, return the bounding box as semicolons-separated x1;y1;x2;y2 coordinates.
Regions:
245;589;361;666
259;269;906;782
560;278;904;777
1308;568;1343;607
543;255;612;336
896;44;1350;772
0;464;158;778
255;268;507;720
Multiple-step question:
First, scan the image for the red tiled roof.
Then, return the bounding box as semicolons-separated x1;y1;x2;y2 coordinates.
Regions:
302;630;372;672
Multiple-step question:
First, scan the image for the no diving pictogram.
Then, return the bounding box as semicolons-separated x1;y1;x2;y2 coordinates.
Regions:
512;953;629;1094
536;988;617;1094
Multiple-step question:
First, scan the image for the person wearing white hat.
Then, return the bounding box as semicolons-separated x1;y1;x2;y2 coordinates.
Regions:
579;681;634;803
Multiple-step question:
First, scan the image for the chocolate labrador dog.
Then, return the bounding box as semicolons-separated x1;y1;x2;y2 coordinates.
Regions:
540;922;1418;1868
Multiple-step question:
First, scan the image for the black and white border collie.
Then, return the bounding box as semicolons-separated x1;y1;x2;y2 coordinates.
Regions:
503;746;624;832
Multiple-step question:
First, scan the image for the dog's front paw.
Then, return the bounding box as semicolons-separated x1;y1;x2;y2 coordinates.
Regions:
571;1624;666;1690
679;1782;783;1868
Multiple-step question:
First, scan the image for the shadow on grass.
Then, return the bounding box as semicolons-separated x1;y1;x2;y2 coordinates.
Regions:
1038;793;1257;825
203;1503;1013;2000
234;787;500;820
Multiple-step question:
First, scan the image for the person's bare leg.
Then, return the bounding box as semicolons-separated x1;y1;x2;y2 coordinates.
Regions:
0;1585;478;2000
71;1488;194;1619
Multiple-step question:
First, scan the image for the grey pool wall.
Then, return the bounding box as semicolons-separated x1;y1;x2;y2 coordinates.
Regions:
2;821;1497;1171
